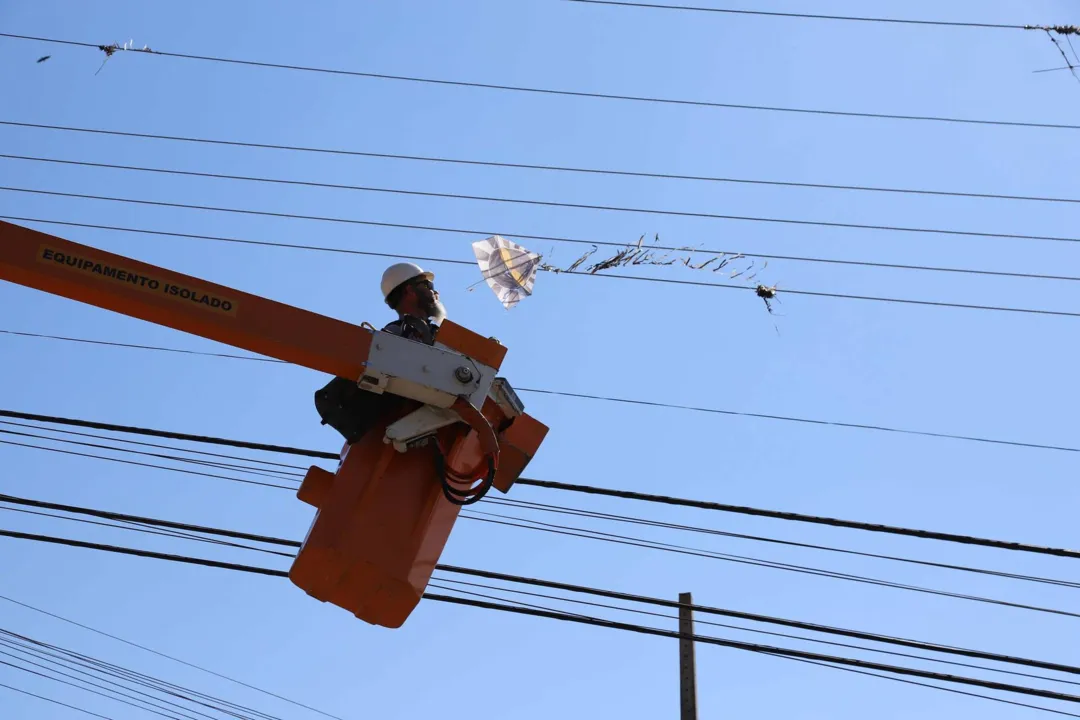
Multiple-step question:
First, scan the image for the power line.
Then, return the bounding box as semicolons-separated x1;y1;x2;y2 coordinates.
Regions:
8;497;1080;679
11;214;1080;286
0;656;187;720
0;630;278;720
5;479;1074;620
0;598;346;720
7;198;1080;320
3;33;1079;132
11;433;1067;618
0;419;308;471
4;407;1078;560
0;425;302;481
564;0;1031;29
9;327;1080;456
4;527;1079;708
8;403;1075;592
7;119;1080;208
488;498;1080;590
463;512;1080;619
424;581;1080;719
0;680;116;720
427;577;1080;688
12;154;1080;248
0;436;298;491
12;412;1080;598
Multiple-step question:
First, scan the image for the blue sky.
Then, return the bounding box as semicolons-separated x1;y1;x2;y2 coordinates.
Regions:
2;0;1080;717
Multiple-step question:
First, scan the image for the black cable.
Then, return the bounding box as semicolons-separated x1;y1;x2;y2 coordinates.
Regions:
0;409;334;459
461;512;1080;619
437;564;1080;676
775;655;1080;720
4;526;1078;708
0;646;209;720
13;156;1080;249
5;408;1077;560
427;594;1080;704
0;418;308;471
0;658;187;720
5;488;1072;622
514;478;1080;559
429;576;1080;688
2;33;1078;131
564;0;1030;29
11;120;1080;208
0;598;346;720
0;426;302;481
0;631;273;720
0;493;299;549
16;152;1080;251
428;582;1080;719
489;497;1080;589
12;214;1080;286
11;331;1080;454
0;680;116;720
0;437;298;491
3;500;1076;678
8;192;1080;320
0;505;295;559
11;405;1076;592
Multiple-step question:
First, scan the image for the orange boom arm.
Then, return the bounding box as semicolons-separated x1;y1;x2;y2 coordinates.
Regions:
0;221;372;379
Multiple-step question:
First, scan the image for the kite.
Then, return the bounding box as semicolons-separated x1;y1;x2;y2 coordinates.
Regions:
471;235;541;309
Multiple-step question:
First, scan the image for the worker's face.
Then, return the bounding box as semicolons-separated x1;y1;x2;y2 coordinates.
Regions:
409;278;445;321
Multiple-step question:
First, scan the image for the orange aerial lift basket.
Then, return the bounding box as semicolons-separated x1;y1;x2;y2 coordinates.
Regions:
0;220;549;628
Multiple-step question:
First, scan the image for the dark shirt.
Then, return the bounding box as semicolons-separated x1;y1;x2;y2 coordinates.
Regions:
382;315;439;346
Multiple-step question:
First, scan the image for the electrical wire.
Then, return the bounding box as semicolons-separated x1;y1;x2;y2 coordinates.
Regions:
8;193;1080;320
0;657;187;720
12;435;1071;621
4;408;1077;560
0;598;346;720
5;498;1078;679
563;0;1031;29
3;432;1075;620
0;426;302;481
10;119;1080;208
12;155;1080;248
461;511;1080;619
427;576;1080;688
0;505;295;559
2;33;1078;131
0;680;116;720
488;497;1080;589
9;329;1080;454
4;527;1079;708
8;406;1076;592
0;419;308;472
10;214;1080;286
0;631;276;720
0;437;298;490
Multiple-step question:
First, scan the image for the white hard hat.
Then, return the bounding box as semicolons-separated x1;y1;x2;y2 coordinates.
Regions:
381;262;435;300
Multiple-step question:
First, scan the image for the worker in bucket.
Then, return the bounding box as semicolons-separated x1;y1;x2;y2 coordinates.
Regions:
380;262;446;346
313;262;446;444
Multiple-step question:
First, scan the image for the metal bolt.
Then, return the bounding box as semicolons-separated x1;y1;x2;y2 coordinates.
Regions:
454;366;475;384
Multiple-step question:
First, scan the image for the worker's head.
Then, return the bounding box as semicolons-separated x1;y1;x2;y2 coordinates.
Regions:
382;262;445;322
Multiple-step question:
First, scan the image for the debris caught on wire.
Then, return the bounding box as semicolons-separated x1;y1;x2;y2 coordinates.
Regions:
96;39;155;75
756;284;779;314
471;235;542;309
1026;25;1080;85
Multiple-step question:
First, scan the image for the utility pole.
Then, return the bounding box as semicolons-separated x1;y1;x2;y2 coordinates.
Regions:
679;591;698;720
